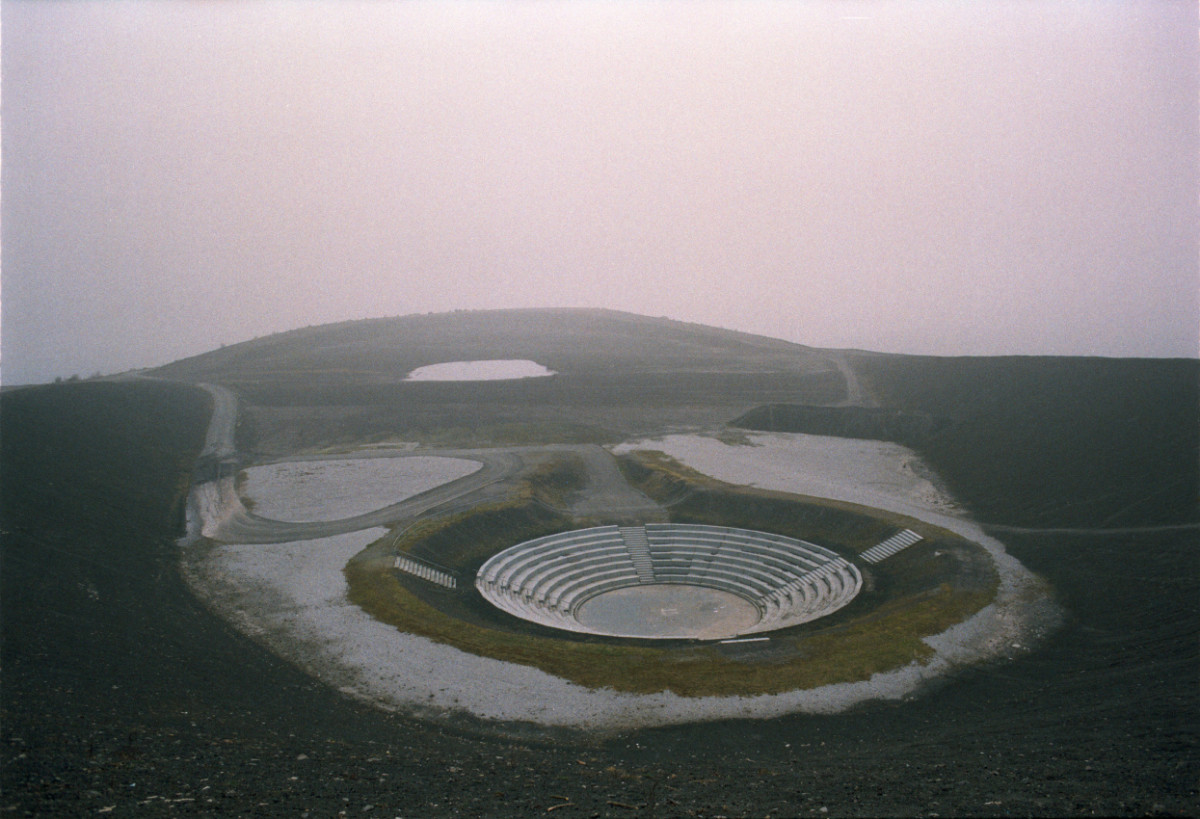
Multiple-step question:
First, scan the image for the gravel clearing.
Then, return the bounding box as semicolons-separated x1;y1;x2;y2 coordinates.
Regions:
240;457;479;522
403;359;556;381
185;433;1060;731
612;431;962;518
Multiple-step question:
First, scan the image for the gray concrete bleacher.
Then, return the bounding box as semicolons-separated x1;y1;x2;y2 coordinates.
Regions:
474;523;863;638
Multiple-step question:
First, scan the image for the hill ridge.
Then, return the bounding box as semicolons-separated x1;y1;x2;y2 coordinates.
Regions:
149;308;833;384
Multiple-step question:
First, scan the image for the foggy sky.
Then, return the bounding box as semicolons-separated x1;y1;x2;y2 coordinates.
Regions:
3;0;1197;384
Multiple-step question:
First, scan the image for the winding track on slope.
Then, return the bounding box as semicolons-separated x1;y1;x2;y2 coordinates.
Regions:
828;349;876;408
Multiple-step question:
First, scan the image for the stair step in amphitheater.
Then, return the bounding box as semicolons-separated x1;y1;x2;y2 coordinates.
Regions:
475;524;863;640
394;555;457;589
859;529;923;564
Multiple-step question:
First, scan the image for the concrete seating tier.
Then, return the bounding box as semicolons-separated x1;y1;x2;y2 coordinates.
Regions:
479;526;625;586
475;524;863;639
755;562;861;628
538;561;642;607
509;545;629;591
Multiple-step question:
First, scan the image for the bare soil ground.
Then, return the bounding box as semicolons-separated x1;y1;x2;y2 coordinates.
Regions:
3;316;1196;816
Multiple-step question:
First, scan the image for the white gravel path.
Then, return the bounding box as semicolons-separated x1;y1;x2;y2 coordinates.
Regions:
185;434;1059;731
240;458;479;522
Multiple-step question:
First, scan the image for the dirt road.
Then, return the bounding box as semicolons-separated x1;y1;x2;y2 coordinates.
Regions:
539;444;666;521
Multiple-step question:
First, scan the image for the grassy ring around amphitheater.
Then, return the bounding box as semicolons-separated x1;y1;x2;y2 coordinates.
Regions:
344;454;1000;698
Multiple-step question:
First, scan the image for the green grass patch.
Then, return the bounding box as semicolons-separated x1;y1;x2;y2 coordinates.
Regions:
344;457;999;697
525;454;589;509
618;451;923;552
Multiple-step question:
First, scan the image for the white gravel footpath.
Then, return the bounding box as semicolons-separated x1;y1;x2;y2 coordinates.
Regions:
185;433;1059;731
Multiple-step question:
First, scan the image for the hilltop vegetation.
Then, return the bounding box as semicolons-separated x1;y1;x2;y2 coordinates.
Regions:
152;308;835;388
154;309;847;454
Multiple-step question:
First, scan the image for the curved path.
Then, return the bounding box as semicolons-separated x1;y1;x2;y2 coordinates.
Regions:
182;385;663;544
199;448;520;543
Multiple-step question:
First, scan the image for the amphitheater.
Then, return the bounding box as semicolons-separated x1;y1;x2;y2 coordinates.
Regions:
475;524;864;640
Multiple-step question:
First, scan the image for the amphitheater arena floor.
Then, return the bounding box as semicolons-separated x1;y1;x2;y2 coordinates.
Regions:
574;583;761;640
